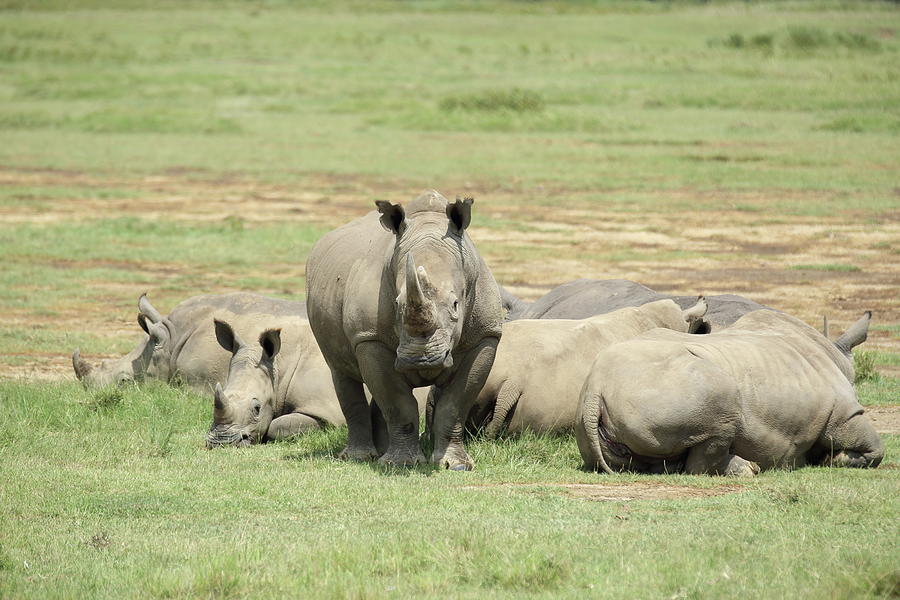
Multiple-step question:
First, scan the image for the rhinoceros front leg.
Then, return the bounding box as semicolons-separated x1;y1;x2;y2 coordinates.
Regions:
266;413;323;441
431;337;499;471
356;341;426;467
331;369;379;461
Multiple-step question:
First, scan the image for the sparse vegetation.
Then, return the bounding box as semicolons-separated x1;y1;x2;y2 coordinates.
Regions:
0;0;897;597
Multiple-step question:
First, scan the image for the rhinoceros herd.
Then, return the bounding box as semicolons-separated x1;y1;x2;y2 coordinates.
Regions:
72;190;884;475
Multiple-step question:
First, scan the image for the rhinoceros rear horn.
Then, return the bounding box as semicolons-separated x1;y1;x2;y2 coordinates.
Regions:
835;311;871;355
376;200;406;236
72;348;93;380
138;293;163;324
447;196;474;233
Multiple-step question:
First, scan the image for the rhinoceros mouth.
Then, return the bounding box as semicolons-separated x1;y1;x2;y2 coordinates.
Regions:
395;330;453;373
205;425;253;448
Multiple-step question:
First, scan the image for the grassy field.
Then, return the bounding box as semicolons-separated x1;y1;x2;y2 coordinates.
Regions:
0;0;898;598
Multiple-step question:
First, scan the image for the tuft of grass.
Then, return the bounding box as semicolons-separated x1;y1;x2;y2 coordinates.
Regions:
791;264;861;272
854;350;881;384
439;88;545;113
82;386;125;411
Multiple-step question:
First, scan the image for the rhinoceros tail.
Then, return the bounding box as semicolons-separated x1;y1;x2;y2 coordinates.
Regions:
577;392;614;474
834;311;872;356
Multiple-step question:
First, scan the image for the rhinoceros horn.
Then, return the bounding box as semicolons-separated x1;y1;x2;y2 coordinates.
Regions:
213;382;226;413
404;253;437;332
834;311;871;356
72;348;93;380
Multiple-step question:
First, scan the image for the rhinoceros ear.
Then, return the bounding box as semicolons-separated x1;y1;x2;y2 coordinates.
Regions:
138;293;163;324
375;200;406;236
214;319;245;355
259;328;281;362
447;196;474;233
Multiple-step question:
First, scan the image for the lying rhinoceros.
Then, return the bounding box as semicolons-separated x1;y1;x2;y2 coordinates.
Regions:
306;191;502;469
205;316;345;447
466;298;708;438
205;316;429;448
576;310;883;475
503;278;768;331
72;292;306;391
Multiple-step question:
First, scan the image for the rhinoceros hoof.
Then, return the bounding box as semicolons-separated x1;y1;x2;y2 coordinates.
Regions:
436;450;475;471
378;446;427;467
338;445;379;462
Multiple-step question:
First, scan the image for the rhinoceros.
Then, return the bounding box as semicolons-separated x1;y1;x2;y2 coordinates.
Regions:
306;191;502;469
466;298;708;438
576;310;883;476
72;292;306;391
205;316;346;447
205;315;429;448
503;278;768;331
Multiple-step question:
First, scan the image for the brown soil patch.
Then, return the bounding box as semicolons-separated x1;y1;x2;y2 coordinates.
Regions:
462;482;743;501
864;406;900;435
0;166;897;381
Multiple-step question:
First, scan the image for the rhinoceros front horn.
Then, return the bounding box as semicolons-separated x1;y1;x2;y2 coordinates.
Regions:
72;348;93;380
405;253;427;309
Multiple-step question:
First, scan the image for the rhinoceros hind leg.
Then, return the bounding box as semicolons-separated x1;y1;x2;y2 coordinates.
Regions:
266;413;323;442
685;438;758;477
331;369;379;461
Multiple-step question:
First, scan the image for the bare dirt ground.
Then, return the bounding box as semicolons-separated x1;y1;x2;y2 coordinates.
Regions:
462;482;744;501
1;166;898;384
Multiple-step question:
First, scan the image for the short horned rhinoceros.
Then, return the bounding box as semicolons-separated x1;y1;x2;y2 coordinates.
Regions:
503;278;769;332
467;298;708;438
72;292;306;391
576;310;883;476
205;316;345;448
306;191;502;469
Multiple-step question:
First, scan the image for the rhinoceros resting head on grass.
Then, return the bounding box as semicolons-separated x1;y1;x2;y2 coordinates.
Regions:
72;294;174;387
206;319;281;448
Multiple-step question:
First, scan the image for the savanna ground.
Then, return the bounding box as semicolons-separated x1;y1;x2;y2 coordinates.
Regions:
0;1;898;598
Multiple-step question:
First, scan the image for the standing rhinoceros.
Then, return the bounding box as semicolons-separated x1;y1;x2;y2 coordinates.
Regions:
467;298;708;438
504;278;768;331
205;316;346;447
72;292;306;391
576;310;883;476
306;191;502;469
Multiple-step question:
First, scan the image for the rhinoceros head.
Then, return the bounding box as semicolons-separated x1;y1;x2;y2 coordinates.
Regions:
72;294;175;387
376;192;475;379
206;319;281;448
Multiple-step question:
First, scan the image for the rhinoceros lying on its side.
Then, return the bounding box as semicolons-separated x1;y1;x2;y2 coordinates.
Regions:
576;310;883;476
306;191;502;469
72;293;307;391
503;278;768;331
205;316;345;447
465;298;708;438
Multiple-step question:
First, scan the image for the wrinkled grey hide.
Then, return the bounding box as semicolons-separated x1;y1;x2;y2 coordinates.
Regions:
205;315;345;448
576;311;883;476
306;190;502;470
466;299;708;437
503;278;768;331
72;292;306;391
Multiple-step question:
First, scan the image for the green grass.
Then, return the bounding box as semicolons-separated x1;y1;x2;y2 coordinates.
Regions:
0;380;897;599
0;1;898;597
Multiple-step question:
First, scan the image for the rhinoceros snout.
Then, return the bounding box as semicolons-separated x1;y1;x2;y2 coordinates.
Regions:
395;348;453;373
